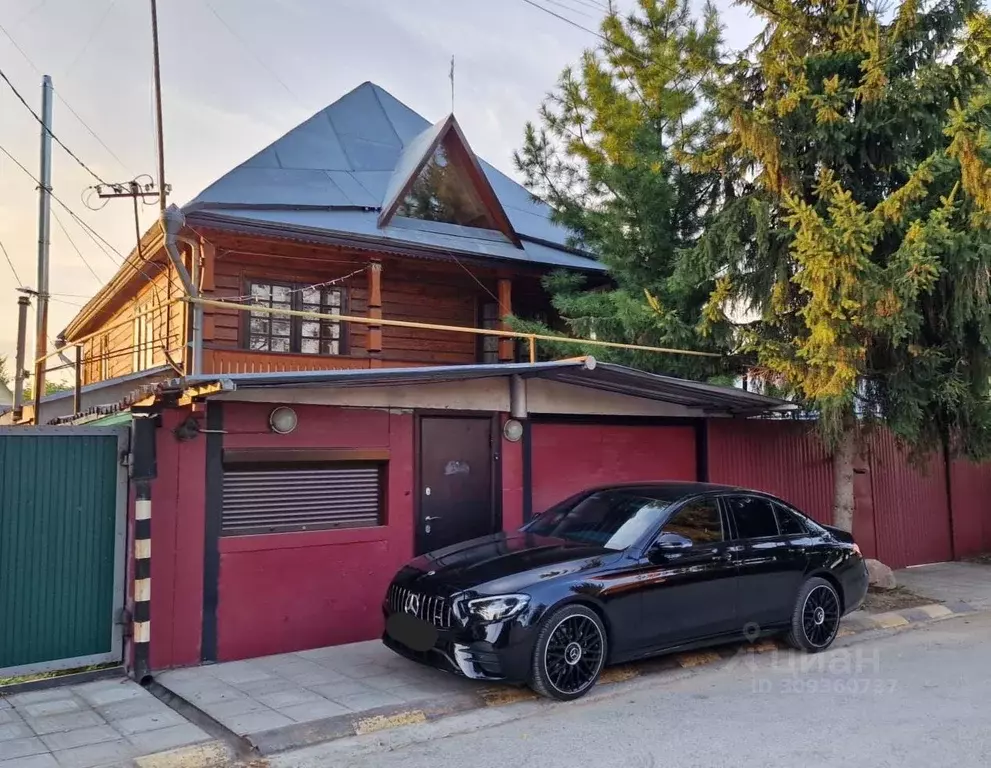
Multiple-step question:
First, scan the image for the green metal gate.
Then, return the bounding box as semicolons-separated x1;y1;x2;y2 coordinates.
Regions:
0;427;127;676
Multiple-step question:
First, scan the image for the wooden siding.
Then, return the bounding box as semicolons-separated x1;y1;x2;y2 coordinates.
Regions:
75;230;554;385
80;262;184;385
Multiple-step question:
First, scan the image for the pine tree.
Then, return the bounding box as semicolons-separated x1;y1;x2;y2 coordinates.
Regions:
514;0;732;380
694;0;991;530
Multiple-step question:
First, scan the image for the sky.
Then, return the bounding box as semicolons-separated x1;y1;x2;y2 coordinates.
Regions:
0;0;763;382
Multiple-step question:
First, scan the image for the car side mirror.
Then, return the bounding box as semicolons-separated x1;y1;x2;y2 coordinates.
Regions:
648;533;692;562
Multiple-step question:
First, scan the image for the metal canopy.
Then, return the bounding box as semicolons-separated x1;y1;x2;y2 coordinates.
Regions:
170;359;793;416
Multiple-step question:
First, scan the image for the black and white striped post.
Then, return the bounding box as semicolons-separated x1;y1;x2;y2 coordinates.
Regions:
130;412;157;683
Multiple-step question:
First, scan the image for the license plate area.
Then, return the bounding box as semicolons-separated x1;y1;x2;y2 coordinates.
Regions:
386;612;439;652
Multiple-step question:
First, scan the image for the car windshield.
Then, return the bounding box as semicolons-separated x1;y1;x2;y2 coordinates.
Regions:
524;489;672;550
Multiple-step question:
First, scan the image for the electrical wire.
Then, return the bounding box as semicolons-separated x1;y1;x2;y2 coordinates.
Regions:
0;19;132;176
0;236;23;286
52;208;103;283
63;0;119;75
201;0;305;107
214;267;369;304
541;0;596;20
0;66;108;185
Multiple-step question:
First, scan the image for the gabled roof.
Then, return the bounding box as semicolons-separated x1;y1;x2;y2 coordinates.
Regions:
184;82;602;272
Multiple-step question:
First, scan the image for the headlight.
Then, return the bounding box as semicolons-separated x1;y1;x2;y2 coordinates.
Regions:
466;594;531;622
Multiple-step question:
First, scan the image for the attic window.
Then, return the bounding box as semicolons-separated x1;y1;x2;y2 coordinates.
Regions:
394;134;500;230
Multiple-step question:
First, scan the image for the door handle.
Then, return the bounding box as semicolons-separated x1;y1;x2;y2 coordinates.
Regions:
424;516;442;522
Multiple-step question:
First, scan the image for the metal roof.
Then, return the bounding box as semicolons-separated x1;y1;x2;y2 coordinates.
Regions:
166;359;793;417
183;82;603;272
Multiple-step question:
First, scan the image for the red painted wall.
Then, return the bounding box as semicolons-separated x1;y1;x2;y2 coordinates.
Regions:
147;408;207;670
529;423;697;515
949;459;991;559
501;416;524;532
215;404;414;662
708;420;834;526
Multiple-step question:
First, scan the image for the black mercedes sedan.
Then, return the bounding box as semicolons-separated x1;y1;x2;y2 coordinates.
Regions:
382;482;868;701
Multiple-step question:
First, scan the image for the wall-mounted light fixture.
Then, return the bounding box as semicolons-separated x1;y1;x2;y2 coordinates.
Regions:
503;418;524;443
269;406;298;435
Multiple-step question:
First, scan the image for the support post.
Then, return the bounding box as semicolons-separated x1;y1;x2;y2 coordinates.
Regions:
73;345;82;415
13;294;30;422
367;260;383;358
32;75;53;425
497;277;513;363
130;412;158;683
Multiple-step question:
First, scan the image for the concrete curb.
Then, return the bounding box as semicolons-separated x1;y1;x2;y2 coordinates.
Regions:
158;600;981;757
131;739;237;768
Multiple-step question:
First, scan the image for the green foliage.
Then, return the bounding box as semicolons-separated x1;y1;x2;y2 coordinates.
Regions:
22;379;72;402
694;0;991;456
0;355;8;387
514;0;734;380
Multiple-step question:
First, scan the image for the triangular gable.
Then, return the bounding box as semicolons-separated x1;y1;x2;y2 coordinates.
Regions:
378;115;522;247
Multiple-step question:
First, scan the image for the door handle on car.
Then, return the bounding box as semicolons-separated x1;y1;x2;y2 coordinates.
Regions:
424;516;442;522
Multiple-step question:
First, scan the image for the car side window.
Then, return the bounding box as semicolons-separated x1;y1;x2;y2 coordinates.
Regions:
658;500;723;545
775;504;812;536
726;496;779;539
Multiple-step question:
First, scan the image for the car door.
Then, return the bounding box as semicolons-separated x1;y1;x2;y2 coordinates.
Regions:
634;497;740;650
723;495;808;629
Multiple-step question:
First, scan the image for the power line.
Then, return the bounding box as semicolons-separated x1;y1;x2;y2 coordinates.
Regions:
52;208;103;283
0;237;23;286
0;19;131;176
64;0;119;75
0;66;108;184
541;0;596;20
202;0;305;107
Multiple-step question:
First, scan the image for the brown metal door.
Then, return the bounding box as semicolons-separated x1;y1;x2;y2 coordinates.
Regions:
417;416;496;555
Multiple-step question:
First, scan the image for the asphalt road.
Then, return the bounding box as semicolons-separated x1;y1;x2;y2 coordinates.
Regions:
273;613;991;768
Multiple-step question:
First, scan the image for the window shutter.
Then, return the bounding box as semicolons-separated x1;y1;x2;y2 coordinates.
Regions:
221;464;383;535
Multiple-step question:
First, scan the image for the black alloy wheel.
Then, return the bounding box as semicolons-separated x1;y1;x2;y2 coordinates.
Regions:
786;576;841;652
530;604;607;701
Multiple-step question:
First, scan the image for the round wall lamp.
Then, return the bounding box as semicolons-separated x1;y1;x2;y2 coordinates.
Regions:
503;418;524;443
269;406;299;435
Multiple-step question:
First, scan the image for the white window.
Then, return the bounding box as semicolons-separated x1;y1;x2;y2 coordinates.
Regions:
133;304;155;372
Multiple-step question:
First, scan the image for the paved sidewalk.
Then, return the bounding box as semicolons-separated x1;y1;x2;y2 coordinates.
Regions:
896;561;991;609
0;678;213;768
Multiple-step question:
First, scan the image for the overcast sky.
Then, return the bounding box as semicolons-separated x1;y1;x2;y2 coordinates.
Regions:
0;0;762;378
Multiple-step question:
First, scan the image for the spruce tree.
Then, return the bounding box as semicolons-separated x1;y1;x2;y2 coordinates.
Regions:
694;0;991;530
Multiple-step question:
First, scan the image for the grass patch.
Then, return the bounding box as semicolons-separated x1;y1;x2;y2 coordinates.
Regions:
0;663;118;688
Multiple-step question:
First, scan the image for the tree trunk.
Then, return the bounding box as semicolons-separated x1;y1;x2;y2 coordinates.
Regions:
832;423;857;533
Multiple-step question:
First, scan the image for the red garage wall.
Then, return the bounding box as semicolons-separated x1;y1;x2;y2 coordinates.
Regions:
215;403;415;662
529;422;697;515
949;459;991;559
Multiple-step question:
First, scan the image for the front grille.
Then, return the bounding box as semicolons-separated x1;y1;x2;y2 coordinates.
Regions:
387;584;453;629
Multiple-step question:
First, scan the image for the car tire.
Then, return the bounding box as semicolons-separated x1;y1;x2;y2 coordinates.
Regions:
786;576;842;653
530;604;607;701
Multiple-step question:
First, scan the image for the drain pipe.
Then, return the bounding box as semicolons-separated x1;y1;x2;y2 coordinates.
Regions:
160;205;202;375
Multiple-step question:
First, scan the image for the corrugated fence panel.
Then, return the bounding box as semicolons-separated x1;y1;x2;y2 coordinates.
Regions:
0;433;120;672
948;459;991;559
867;430;952;569
707;420;834;525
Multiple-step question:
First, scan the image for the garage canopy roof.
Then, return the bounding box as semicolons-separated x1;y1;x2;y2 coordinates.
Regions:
166;358;794;417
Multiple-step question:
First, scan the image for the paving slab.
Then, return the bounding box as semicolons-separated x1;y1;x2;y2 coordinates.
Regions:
896;561;991;609
0;677;212;768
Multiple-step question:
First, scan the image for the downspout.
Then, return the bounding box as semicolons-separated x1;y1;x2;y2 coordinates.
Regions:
160;205;202;375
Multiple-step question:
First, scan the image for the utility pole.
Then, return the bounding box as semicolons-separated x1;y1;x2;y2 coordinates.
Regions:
31;74;53;425
13;293;30;423
150;0;168;212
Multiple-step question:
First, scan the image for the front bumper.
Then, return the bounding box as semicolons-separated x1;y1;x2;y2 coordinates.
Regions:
381;604;536;683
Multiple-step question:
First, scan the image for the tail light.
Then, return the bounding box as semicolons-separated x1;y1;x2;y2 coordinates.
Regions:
852;543;862;557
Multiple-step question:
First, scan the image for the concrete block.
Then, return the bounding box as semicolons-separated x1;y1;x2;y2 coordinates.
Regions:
39;725;120;751
872;613;910;629
222;710;294;736
133;741;233;768
309;681;380;700
110;710;187;737
276;700;351;723
0;735;48;761
96;696;171;723
51;738;134;768
6;690;72;708
124;723;209;756
205;662;275;687
0;721;36;742
253;688;325;711
24;711;105;737
330;691;405;713
188;697;262;721
0;699;11;711
73;681;144;708
1;752;58;768
22;699;81;719
0;710;23;727
918;604;953;619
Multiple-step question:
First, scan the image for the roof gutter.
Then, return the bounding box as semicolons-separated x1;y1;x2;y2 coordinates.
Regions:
160;205;202;375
